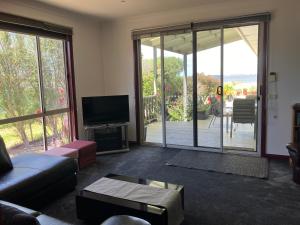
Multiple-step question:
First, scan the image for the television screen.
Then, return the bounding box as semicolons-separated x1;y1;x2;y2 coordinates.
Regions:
82;95;129;125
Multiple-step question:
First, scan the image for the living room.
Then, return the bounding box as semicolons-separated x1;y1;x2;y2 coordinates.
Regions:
1;0;300;224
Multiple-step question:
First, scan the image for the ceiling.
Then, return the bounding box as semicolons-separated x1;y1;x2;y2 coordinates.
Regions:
35;0;229;19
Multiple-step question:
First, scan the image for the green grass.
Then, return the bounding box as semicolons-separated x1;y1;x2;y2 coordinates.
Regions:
0;114;70;149
0;121;44;149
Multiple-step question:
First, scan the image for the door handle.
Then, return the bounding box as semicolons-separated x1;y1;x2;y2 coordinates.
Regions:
216;86;223;96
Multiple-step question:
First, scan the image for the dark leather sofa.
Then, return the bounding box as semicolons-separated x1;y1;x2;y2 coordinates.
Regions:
0;136;77;209
0;200;71;225
0;200;150;225
0;153;77;208
0;136;150;225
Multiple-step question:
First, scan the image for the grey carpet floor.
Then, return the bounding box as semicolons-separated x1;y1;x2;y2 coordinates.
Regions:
167;150;269;178
41;146;300;225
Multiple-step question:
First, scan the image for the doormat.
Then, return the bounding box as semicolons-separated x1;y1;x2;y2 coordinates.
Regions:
166;150;269;179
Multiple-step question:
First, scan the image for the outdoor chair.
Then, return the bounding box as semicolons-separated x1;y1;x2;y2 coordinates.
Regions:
246;95;257;100
230;98;256;138
208;98;221;128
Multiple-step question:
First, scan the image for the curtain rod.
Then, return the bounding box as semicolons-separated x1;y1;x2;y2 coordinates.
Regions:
132;12;271;40
0;11;73;36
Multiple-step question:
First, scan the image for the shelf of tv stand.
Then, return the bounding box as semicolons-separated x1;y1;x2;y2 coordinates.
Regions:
84;123;129;155
84;122;129;130
95;148;130;155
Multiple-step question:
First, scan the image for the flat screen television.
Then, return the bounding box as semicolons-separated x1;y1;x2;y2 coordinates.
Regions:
82;95;129;126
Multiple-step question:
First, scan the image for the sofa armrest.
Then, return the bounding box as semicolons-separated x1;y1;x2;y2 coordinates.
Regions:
0;200;40;217
36;215;71;225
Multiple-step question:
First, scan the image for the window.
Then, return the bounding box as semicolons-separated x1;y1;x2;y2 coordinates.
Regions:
0;30;74;156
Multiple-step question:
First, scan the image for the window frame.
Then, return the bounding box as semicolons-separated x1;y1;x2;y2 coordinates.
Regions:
0;13;78;152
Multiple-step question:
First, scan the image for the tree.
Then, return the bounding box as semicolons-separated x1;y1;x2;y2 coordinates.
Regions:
142;73;155;96
0;31;39;147
142;56;185;121
40;38;69;146
197;73;219;101
142;56;183;97
164;57;184;97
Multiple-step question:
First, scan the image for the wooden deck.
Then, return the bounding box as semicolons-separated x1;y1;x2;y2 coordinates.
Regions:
145;116;256;151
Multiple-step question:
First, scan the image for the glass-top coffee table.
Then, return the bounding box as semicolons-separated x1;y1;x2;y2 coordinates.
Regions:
76;174;184;225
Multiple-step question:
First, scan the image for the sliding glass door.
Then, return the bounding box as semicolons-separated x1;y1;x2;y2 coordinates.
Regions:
139;23;262;153
195;25;259;152
141;37;162;144
163;33;193;146
141;33;193;146
196;29;222;150
223;25;259;152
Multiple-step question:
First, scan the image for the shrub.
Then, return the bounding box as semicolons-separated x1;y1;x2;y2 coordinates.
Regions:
167;96;193;121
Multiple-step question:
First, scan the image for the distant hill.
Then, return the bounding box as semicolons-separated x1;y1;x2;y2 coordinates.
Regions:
210;74;257;83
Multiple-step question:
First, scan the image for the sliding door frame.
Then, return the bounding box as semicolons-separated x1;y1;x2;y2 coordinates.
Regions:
192;31;198;147
220;27;225;153
192;26;224;152
133;39;142;145
133;13;270;157
160;34;167;147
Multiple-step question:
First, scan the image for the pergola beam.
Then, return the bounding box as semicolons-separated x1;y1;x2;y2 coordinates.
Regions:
143;29;242;56
236;27;257;55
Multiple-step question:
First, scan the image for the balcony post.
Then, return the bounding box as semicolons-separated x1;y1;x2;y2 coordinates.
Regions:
183;54;188;121
153;47;157;95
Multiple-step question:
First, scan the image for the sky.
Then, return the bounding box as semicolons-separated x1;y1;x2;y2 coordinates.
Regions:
141;40;258;76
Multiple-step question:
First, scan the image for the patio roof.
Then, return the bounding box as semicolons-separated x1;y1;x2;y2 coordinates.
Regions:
141;26;258;55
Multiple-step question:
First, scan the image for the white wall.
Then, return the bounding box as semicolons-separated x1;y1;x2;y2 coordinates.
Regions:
100;0;300;156
0;0;105;138
2;0;299;156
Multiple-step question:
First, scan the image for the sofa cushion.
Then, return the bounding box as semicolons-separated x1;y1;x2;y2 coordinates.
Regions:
0;202;40;225
0;136;13;174
0;153;77;203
